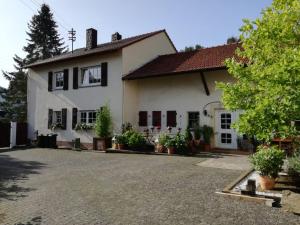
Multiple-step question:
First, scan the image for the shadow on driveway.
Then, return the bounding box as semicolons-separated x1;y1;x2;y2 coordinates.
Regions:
0;154;46;201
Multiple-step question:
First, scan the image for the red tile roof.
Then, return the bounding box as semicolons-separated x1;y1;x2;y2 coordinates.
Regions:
123;42;243;80
26;29;176;68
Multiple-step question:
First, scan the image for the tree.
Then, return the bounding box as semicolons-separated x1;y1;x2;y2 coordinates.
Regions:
23;4;66;65
226;36;240;44
217;0;300;142
0;55;27;122
181;44;203;52
1;3;66;122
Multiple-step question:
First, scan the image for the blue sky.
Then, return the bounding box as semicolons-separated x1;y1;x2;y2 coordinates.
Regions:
0;0;272;88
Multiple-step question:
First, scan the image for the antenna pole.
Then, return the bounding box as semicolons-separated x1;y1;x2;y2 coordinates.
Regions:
68;28;76;53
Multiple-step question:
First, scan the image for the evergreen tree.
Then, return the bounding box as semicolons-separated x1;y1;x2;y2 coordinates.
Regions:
181;44;203;52
0;55;27;122
1;3;66;122
23;4;66;64
226;36;240;44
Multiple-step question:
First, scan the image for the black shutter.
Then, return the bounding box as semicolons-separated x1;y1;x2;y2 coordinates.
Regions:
139;111;148;126
63;69;69;90
72;108;78;129
61;108;67;130
152;111;161;127
73;67;78;89
101;62;107;86
167;111;177;127
48;71;53;92
48;109;53;129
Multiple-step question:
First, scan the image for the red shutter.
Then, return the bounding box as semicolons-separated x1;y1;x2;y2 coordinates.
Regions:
152;111;161;127
167;111;177;127
139;111;147;126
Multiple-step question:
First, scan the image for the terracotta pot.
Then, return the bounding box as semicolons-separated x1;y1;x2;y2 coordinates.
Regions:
118;144;125;150
167;147;175;155
112;143;117;149
93;137;112;150
204;143;211;152
259;176;275;190
156;144;164;153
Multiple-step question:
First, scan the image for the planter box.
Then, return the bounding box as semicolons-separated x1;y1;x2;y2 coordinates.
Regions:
93;137;112;150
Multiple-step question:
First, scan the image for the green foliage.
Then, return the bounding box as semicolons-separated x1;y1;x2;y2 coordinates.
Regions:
75;123;94;131
217;0;300;142
115;134;126;145
181;44;203;52
174;134;188;154
165;137;176;148
158;133;170;146
202;125;213;144
23;4;66;64
121;122;133;133
288;152;300;176
194;125;202;140
250;145;285;178
128;132;146;148
226;36;240;44
184;128;193;142
122;130;136;145
94;104;112;138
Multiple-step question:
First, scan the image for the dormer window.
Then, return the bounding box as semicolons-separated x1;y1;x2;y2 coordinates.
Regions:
54;71;64;89
81;65;101;86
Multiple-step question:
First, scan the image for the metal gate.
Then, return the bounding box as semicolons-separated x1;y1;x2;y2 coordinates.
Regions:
0;122;10;148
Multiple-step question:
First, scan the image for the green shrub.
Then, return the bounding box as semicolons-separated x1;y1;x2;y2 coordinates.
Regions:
122;130;136;145
184;128;193;142
175;134;188;155
158;133;170;146
194;125;202;140
94;104;112;138
288;153;300;176
202;125;213;144
165;138;176;148
250;145;285;178
128;132;146;148
115;134;126;145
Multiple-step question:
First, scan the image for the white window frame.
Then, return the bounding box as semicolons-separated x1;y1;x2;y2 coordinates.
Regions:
80;110;97;125
80;65;101;87
54;111;62;124
54;71;64;89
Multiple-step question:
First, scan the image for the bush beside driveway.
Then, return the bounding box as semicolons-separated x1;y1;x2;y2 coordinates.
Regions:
0;149;299;225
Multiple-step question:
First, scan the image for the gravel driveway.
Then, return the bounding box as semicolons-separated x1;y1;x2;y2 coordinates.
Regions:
0;149;299;225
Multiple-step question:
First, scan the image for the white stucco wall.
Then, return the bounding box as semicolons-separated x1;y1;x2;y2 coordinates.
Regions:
128;70;235;148
27;52;123;143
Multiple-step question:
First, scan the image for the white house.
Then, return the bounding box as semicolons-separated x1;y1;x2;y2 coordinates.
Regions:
26;28;244;150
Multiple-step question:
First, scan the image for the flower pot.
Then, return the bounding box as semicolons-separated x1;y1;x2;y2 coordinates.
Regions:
118;144;125;150
112;143;117;149
204;143;211;152
167;147;175;155
156;144;164;153
259;176;275;190
93;137;112;150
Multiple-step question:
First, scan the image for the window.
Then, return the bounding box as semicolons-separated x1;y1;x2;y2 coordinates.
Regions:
81;66;101;86
139;111;148;126
221;133;232;144
80;111;97;124
221;113;231;129
167;111;177;127
188;112;199;128
54;111;62;124
54;71;64;89
152;111;161;127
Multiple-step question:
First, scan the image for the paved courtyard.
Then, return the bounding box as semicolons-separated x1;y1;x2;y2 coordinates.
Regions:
0;149;299;225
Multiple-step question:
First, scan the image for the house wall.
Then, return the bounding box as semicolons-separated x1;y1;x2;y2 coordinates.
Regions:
132;70;235;148
122;31;176;124
27;51;123;145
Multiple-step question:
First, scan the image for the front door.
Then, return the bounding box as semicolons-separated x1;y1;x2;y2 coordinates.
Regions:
215;110;239;149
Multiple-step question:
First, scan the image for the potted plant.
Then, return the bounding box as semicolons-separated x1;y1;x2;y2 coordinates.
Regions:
175;134;188;155
165;138;176;155
184;128;194;153
250;145;285;190
127;131;146;151
202;125;213;151
116;134;126;150
157;133;169;153
93;104;113;150
194;125;202;146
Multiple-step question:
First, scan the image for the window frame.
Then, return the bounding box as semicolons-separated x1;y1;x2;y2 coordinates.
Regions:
188;111;200;129
80;65;101;87
80;110;97;125
54;71;64;90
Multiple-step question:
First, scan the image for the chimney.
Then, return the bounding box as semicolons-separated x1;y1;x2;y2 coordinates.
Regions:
111;32;122;42
86;28;97;49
